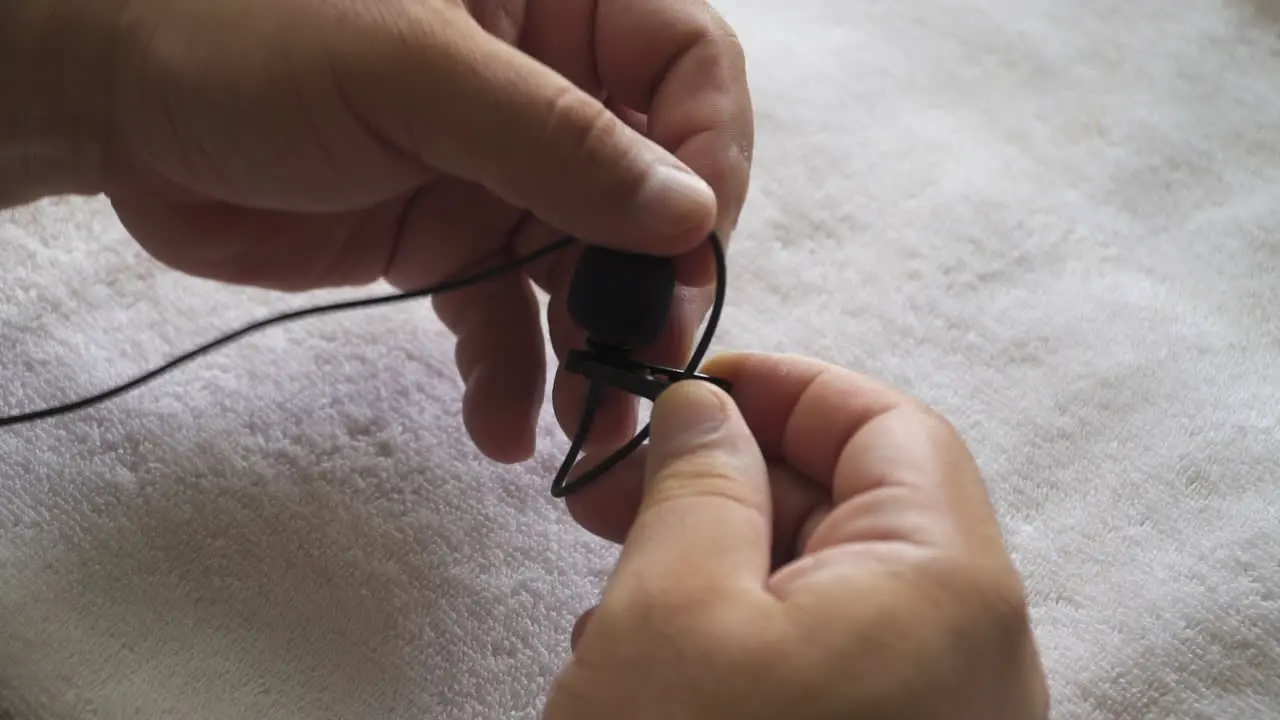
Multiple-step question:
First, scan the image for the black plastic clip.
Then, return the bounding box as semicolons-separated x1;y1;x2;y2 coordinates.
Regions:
564;346;732;401
550;342;733;498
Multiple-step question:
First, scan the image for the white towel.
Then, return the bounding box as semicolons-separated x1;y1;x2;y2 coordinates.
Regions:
3;0;1280;717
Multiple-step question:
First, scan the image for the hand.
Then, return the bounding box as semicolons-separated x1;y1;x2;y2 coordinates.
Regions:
551;352;1050;719
6;0;752;462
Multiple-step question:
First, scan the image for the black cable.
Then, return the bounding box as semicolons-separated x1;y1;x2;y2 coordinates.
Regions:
0;231;728;501
0;237;573;428
549;232;727;498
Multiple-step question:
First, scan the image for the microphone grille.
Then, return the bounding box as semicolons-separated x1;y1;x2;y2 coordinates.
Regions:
567;245;677;349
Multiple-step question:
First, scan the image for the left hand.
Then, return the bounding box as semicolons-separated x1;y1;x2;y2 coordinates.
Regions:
11;0;754;463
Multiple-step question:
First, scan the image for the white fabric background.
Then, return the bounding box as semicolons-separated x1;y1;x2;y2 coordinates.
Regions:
3;0;1280;717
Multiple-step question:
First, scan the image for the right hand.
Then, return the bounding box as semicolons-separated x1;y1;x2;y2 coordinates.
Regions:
550;352;1050;719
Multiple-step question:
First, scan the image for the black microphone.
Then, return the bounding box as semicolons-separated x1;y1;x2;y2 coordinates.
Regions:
561;242;728;404
566;245;676;351
551;233;730;499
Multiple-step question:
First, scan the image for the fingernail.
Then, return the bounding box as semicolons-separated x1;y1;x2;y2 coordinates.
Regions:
653;380;728;444
635;158;716;237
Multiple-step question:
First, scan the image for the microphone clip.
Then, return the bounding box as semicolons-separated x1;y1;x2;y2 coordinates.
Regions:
564;342;732;401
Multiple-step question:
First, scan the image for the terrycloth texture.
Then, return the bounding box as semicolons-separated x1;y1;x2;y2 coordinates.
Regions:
3;0;1280;717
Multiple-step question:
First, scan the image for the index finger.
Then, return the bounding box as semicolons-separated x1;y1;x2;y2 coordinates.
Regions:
595;0;753;283
704;352;1006;553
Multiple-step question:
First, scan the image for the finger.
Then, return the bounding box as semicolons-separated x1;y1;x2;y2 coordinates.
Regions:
703;352;1006;556
508;225;627;446
565;443;827;572
509;219;572;297
544;277;639;452
518;0;701;281
606;380;773;596
434;273;546;463
517;0;601;95
386;180;546;462
802;406;997;555
562;446;648;543
382;180;523;291
606;100;649;137
698;352;907;483
551;373;638;454
111;196;403;291
594;0;754;285
348;6;716;257
516;1;651;137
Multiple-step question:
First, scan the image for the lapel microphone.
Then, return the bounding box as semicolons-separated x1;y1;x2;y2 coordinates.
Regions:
550;235;730;498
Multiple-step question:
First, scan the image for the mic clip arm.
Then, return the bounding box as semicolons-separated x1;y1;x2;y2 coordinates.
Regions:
564;346;732;401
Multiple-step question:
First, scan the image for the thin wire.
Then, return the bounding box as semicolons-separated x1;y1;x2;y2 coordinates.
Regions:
0;231;728;502
549;231;727;498
0;237;574;428
550;380;602;492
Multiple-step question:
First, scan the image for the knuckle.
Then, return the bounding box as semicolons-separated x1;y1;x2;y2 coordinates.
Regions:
604;579;784;668
920;554;1046;714
468;0;526;43
699;8;749;85
902;400;969;452
626;576;720;627
979;571;1036;644
713;20;747;67
452;326;486;378
588;585;715;667
644;455;764;517
542;85;638;183
695;2;739;43
914;402;959;435
929;553;1035;649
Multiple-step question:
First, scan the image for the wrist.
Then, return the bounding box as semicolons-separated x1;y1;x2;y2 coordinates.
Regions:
0;0;117;206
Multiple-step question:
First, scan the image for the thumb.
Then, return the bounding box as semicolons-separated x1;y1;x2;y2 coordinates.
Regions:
608;380;773;597
381;13;716;255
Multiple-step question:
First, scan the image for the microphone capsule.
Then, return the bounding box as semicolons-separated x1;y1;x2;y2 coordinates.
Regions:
566;245;677;350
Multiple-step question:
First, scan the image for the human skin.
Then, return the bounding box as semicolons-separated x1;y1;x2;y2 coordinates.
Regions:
552;352;1050;719
0;0;753;464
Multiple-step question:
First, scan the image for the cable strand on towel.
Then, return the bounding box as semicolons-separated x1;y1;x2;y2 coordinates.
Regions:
0;233;728;498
